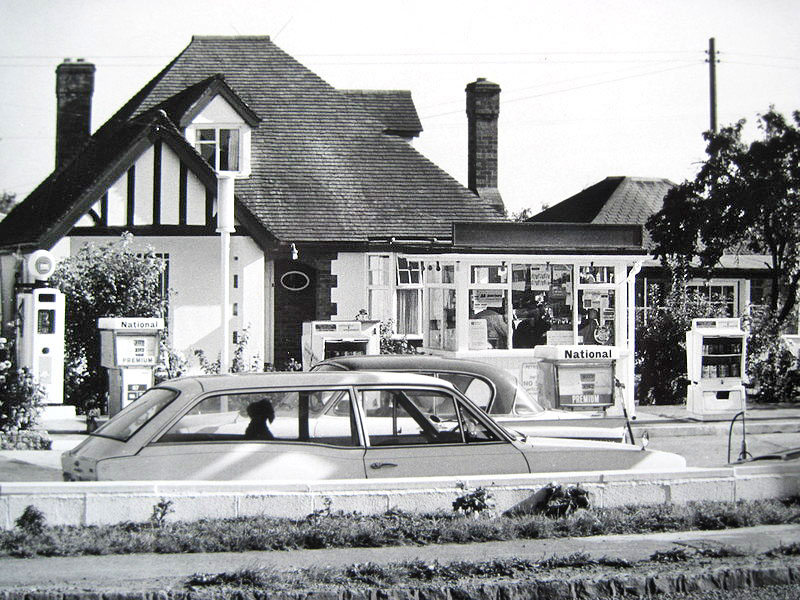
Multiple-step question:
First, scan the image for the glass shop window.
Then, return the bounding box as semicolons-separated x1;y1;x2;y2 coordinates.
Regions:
577;289;616;346
509;263;574;349
428;287;456;351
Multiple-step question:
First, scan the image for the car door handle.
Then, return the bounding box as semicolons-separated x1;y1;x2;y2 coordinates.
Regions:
370;462;398;469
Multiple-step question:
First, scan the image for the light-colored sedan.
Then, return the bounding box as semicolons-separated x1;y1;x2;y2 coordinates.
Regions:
312;355;629;442
62;371;684;481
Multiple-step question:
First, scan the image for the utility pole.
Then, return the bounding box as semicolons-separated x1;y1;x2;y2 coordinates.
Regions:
706;37;718;133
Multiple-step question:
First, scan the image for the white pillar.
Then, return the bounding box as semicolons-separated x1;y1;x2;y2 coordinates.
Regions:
217;175;235;373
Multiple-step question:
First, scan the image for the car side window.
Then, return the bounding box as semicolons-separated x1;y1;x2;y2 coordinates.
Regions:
435;373;493;410
154;388;360;447
359;388;463;446
458;403;502;443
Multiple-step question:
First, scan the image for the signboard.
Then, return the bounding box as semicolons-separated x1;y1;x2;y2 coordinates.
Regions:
97;317;164;331
520;362;539;395
529;265;550;291
557;363;613;407
472;290;504;313
468;319;489;350
115;334;159;366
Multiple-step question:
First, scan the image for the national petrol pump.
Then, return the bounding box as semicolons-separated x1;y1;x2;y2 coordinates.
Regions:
98;317;164;415
15;249;66;405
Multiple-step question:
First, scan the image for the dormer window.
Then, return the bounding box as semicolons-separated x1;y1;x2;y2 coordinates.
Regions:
181;79;261;179
195;127;240;172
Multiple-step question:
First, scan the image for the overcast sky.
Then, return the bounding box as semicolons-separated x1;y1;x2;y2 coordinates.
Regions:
1;0;798;217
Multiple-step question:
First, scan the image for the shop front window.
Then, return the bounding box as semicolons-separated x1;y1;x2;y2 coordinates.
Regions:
428;287;456;350
469;289;509;349
509;263;573;348
578;289;616;346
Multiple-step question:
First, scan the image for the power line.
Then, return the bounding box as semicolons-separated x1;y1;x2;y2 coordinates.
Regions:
421;61;700;119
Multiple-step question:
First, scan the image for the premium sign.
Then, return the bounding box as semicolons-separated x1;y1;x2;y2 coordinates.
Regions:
115;334;159;366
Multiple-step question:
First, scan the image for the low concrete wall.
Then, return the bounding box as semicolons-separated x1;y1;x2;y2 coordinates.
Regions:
1;463;798;530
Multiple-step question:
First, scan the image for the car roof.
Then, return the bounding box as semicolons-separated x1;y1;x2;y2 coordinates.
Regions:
314;354;516;381
160;370;454;394
312;354;520;413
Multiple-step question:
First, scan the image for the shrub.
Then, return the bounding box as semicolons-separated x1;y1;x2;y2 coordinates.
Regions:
0;336;46;434
379;320;418;355
15;505;46;536
636;281;727;405
194;326;264;374
452;484;495;517
51;233;166;413
744;310;800;402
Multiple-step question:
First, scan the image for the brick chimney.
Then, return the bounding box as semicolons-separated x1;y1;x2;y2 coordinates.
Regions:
466;78;504;213
56;58;95;169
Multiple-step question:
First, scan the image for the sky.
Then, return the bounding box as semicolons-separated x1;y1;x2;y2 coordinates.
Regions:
1;0;798;218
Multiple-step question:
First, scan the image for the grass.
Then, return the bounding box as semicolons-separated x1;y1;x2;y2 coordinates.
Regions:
1;496;798;559
183;545;800;593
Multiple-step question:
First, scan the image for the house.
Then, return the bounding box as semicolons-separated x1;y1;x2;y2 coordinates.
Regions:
529;176;780;325
0;36;507;370
0;36;656;423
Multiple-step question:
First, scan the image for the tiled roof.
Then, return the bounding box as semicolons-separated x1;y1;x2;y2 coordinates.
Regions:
118;36;504;242
529;176;674;248
341;90;422;137
531;176;674;225
2;35;503;250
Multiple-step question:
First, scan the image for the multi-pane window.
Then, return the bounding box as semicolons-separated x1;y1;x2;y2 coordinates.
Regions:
195;128;240;172
687;283;736;317
366;254;423;337
427;261;456;350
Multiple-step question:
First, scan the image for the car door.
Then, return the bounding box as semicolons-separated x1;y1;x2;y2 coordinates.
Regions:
130;387;367;481
357;385;530;479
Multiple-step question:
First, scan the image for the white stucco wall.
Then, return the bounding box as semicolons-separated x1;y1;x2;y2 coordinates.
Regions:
1;463;796;529
67;235;266;374
331;252;366;320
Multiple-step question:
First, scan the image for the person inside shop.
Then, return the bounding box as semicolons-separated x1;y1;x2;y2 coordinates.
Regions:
579;308;613;345
513;299;550;348
474;304;508;349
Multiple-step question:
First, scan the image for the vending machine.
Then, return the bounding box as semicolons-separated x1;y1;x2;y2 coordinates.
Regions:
301;320;380;370
98;317;164;415
686;318;747;420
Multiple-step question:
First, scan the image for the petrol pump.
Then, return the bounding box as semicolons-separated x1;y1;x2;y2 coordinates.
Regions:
98;317;164;415
15;250;66;405
686;318;747;420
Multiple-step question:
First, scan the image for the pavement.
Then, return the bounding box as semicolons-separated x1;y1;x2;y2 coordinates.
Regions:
0;524;798;593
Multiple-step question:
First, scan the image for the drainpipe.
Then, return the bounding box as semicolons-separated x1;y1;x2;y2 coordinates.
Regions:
217;175;235;373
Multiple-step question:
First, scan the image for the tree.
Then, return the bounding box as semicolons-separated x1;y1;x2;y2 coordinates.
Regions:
50;233;166;413
0;191;16;216
647;108;800;330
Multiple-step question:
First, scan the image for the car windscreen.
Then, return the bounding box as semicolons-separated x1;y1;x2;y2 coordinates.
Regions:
92;388;178;441
511;385;545;415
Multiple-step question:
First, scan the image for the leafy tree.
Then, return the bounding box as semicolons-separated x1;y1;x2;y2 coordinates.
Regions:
647;108;800;330
647;108;800;401
636;277;728;405
50;233;165;413
0;191;16;216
